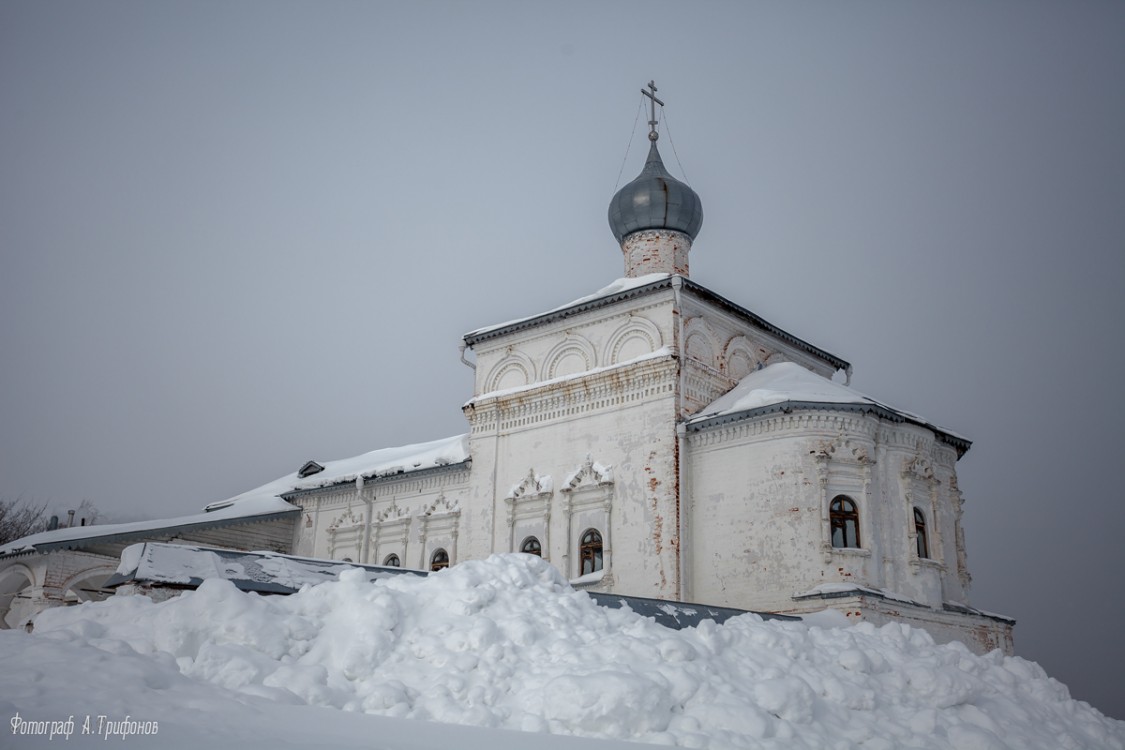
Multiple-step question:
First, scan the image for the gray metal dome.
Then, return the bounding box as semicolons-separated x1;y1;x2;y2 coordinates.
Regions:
608;141;703;244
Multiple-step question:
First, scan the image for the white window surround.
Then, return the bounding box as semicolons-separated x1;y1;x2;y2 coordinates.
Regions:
561;457;614;581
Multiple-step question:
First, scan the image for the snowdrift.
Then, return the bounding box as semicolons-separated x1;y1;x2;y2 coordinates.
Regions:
4;554;1122;749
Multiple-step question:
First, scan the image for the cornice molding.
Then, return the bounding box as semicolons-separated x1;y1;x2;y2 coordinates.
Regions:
465;356;677;434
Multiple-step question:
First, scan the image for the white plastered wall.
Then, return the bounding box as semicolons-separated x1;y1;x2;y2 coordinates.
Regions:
685;410;971;613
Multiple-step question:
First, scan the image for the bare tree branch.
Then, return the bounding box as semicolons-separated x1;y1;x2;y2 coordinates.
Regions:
0;497;50;546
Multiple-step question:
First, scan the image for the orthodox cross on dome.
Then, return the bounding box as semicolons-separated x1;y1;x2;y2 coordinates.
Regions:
642;80;664;142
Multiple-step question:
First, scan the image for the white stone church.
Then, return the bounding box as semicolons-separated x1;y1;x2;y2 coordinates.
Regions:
0;94;1013;653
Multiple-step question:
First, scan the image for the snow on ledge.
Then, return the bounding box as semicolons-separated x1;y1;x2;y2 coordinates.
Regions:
792;582;1015;622
467;347;674;405
569;569;605;587
793;582;933;609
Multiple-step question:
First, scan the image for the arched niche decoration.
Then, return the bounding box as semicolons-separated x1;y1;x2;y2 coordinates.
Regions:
722;336;761;381
544;334;597;380
603;316;662;365
486;350;536;393
683;317;720;370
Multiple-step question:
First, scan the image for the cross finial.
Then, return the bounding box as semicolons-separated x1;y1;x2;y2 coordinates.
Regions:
641;80;664;142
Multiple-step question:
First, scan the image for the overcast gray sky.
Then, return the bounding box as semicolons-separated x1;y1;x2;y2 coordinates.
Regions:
2;0;1122;718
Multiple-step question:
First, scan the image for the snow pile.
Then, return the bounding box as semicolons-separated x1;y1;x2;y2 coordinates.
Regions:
9;554;1124;749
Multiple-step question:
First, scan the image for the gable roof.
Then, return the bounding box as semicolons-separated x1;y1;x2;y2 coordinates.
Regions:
297;460;325;478
462;274;850;374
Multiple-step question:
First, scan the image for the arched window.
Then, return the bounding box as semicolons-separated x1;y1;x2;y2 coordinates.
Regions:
342;557;353;563
383;554;401;567
520;537;542;556
914;508;929;559
830;496;861;549
430;548;449;571
579;529;603;575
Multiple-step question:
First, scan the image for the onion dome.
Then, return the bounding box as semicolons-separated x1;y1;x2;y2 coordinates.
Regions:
608;140;703;244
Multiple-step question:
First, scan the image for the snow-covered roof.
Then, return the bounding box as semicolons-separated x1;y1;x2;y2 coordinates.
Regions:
105;542;423;592
0;435;471;556
0;492;298;557
277;434;470;497
688;362;971;454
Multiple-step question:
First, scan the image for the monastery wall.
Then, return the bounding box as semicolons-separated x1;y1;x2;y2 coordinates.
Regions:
0;549;117;629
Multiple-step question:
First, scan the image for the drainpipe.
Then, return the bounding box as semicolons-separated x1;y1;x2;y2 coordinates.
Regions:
676;421;690;602
459;343;476;370
357;476;372;564
671;274;687;601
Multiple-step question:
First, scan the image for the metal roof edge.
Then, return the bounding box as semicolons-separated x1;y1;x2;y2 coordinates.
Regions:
462;277;675;346
793;587;1014;625
687;400;971;456
586;591;798;624
686;400;897;432
0;548;39;561
680;279;850;372
943;601;1016;624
